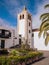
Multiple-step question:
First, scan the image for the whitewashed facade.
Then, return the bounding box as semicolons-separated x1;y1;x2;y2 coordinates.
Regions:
1;7;49;50
33;29;49;51
18;7;34;48
0;26;18;48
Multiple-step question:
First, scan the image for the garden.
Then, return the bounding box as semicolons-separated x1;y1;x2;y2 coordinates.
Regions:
0;44;43;65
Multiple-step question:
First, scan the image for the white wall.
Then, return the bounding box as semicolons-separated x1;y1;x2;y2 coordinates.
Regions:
31;37;34;48
5;38;13;48
18;20;25;37
5;29;14;48
0;26;19;48
34;32;49;51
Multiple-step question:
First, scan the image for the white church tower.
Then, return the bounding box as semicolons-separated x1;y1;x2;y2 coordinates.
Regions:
18;6;34;48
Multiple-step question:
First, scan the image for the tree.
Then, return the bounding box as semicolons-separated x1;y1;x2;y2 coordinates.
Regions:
39;4;49;46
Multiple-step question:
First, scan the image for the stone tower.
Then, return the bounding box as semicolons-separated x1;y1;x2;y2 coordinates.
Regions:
18;6;33;48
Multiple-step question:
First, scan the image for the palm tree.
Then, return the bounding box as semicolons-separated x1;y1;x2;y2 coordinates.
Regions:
39;4;49;46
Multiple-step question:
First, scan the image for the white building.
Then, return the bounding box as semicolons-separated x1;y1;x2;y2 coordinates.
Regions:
0;7;34;49
0;26;18;48
17;7;34;48
32;29;49;51
0;7;49;50
17;7;49;50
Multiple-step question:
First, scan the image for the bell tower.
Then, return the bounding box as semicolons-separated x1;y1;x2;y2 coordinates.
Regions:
18;6;33;48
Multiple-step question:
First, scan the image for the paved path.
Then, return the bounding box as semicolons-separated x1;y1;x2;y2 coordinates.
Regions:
31;51;49;65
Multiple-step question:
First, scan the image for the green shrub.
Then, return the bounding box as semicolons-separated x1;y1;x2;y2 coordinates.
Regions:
8;55;20;65
9;49;20;56
0;56;7;65
0;50;43;65
28;51;43;58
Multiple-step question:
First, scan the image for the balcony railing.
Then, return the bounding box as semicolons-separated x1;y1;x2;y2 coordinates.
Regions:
0;29;11;38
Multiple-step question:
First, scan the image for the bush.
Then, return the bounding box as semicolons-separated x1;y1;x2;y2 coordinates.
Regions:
9;49;20;56
0;49;43;65
28;51;43;59
0;56;7;65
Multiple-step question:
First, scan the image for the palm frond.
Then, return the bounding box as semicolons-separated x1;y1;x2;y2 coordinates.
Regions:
39;25;49;38
42;23;49;31
39;4;49;46
40;25;49;34
38;30;42;38
43;31;46;38
43;27;49;38
40;24;49;34
45;4;49;8
40;13;49;20
42;15;49;21
40;19;49;31
45;35;49;46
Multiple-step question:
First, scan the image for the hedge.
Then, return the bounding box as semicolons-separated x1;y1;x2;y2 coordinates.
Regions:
0;51;43;65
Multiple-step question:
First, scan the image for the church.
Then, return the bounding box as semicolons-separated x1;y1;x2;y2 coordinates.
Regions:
17;6;34;48
0;7;49;50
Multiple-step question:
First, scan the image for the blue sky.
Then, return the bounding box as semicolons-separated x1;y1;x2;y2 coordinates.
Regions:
0;0;49;28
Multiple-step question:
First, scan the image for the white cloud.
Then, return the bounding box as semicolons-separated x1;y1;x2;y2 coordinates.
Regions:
32;0;49;29
0;18;16;29
0;18;9;26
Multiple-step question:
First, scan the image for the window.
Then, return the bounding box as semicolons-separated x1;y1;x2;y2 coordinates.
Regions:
29;30;30;33
32;34;34;37
19;35;21;37
14;37;17;39
28;14;31;20
2;30;5;35
29;22;30;26
19;39;21;45
20;14;24;19
1;40;5;48
0;30;1;33
20;15;21;19
22;14;24;19
9;32;11;37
